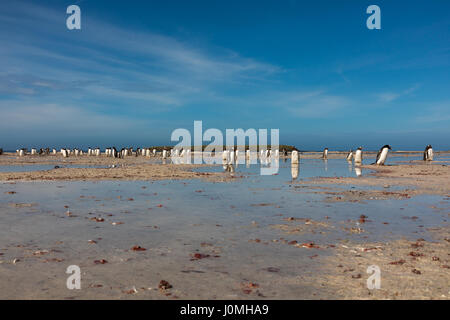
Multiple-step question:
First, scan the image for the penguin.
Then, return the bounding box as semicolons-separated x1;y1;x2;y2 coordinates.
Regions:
291;150;299;164
0;148;3;155
229;151;235;164
31;148;37;155
222;150;229;163
52;149;57;155
346;150;353;161
374;145;392;165
322;148;328;159
19;149;25;157
423;145;433;161
162;149;168;159
274;149;279;158
354;147;363;165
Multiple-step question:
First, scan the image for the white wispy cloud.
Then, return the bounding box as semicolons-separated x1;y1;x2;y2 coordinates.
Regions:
0;1;281;114
377;84;420;103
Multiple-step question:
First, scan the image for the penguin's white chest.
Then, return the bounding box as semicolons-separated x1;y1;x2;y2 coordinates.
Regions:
354;150;362;164
377;148;389;164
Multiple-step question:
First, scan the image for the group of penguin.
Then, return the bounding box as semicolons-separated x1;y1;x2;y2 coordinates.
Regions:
9;144;435;165
319;144;434;165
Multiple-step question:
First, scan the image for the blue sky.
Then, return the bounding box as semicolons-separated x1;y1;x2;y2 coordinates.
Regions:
0;0;449;150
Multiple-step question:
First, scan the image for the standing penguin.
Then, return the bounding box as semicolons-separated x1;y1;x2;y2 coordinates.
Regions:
222;150;229;163
322;148;328;159
354;147;363;165
291;150;299;164
346;150;353;162
374;145;392;165
423;145;433;161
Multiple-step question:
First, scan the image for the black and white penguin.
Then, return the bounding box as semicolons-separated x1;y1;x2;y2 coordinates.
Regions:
322;148;328;159
346;150;353;161
291;150;299;164
354;147;363;165
374;145;392;165
61;149;69;158
0;148;3;155
423;145;433;161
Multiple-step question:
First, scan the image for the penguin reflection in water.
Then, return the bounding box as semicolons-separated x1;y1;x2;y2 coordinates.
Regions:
291;164;299;180
223;164;234;173
374;145;392;165
423;145;433;161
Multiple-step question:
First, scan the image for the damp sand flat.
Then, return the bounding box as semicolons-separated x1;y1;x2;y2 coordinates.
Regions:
0;153;448;299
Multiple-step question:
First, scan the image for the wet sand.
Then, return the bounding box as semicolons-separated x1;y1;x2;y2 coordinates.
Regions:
315;228;449;299
0;153;231;182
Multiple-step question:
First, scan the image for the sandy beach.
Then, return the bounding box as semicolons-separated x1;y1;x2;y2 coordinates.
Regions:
0;151;448;299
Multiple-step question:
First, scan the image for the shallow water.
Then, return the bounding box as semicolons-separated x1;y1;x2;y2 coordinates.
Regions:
0;156;446;245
